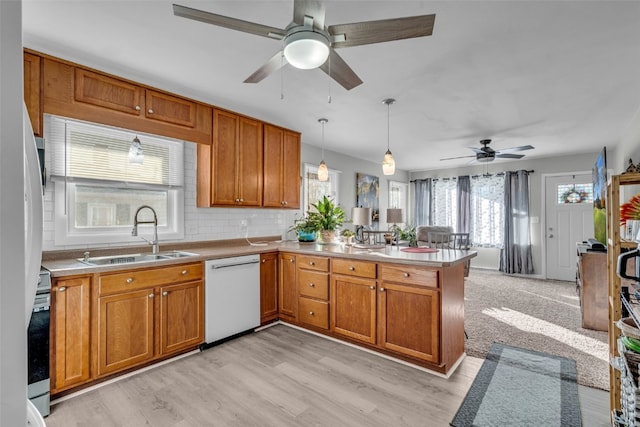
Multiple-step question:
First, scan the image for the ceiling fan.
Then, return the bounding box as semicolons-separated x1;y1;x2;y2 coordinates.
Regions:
440;139;535;163
172;1;435;90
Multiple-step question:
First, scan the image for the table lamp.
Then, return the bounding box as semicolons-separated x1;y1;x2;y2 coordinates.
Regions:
352;207;372;243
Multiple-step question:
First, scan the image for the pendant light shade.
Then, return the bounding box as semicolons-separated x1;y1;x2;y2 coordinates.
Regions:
129;136;144;164
318;118;329;182
382;98;396;175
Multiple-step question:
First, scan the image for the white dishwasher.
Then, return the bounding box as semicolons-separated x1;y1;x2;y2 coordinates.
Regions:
204;254;261;346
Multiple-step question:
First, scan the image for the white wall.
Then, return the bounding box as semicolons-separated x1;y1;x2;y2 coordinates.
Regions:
410;151;613;275
0;1;28;424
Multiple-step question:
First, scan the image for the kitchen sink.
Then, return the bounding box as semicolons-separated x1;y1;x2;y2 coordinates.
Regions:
78;251;198;266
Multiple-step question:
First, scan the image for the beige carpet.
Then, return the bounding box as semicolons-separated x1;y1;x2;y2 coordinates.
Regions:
464;269;608;390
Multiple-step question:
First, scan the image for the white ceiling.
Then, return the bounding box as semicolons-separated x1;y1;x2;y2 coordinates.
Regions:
23;1;640;172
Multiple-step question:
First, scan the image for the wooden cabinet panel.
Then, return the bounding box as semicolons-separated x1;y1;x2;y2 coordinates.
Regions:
99;262;202;295
278;253;297;320
159;281;204;355
298;297;329;329
298;270;329;300
576;248;607;331
297;255;330;272
237;116;263;206
263;124;301;208
331;275;377;344
24;52;42;136
145;89;196;127
332;258;376;279
379;264;438;288
377;282;439;363
52;276;91;392
97;289;155;376
260;253;279;324
74;68;143;115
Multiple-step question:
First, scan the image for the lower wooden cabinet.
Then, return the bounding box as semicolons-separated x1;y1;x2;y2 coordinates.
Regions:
260;252;279;324
278;253;297;321
331;274;377;344
159;281;204;355
52;275;91;393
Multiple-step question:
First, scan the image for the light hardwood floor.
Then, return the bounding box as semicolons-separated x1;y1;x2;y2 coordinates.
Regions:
45;324;610;426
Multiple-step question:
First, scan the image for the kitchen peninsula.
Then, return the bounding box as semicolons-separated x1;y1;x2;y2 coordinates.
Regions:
42;239;476;395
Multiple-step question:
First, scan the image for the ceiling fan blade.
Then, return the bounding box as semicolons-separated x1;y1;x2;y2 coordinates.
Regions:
496;153;525;159
496;145;535;154
328;14;435;48
440;155;475;161
318;49;363;90
244;51;287;84
173;4;286;39
468;147;485;154
293;0;325;30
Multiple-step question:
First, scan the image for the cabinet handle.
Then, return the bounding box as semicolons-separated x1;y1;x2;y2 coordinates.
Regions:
380;287;386;292
349;266;355;271
148;293;154;298
148;108;154;114
369;286;375;290
309;283;315;287
235;198;240;203
283;201;288;205
309;311;314;316
162;291;168;296
126;278;134;284
309;261;315;266
403;272;410;278
290;259;295;263
262;259;266;263
58;286;66;292
240;198;244;202
135;105;141;111
181;270;188;275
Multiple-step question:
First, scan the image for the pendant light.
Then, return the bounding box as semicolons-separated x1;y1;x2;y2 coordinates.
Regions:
382;98;396;175
318;118;329;182
129;136;144;164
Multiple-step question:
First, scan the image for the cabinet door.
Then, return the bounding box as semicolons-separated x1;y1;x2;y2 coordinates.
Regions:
237;116;263;206
278;253;297;320
262;124;284;208
52;276;91;392
98;289;155;376
159;281;204;355
145;89;196;128
260;253;279;324
212;109;239;205
378;282;440;363
331;275;377;344
281;130;301;208
24;52;42;136
74;68;143;115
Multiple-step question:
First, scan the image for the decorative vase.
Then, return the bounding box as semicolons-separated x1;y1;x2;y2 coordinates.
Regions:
319;230;335;243
297;231;317;242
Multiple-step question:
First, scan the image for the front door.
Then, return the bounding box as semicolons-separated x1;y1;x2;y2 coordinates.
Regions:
545;174;594;281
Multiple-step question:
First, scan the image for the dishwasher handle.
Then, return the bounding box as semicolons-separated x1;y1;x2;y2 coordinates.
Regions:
210;260;260;269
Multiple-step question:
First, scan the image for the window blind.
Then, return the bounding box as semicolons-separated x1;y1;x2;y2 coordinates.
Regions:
46;115;184;187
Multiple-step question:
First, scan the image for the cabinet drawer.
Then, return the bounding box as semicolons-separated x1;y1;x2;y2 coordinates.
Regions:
297;255;329;272
298;297;329;330
332;258;376;279
379;264;439;288
298;270;329;300
99;262;203;295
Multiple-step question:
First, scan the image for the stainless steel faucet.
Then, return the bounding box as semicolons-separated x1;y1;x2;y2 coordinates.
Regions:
132;205;159;254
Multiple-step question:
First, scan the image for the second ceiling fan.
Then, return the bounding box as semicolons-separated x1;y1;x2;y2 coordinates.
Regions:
440;139;535;163
173;0;435;90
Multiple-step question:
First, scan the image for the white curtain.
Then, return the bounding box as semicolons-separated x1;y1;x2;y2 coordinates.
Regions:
470;174;505;247
433;178;457;229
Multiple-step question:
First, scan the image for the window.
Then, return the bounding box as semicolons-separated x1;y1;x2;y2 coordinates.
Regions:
388;181;409;218
556;183;593;204
46;115;184;246
433;178;458;230
303;163;340;213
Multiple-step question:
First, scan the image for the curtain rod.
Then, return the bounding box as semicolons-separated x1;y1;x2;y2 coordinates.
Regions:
410;169;534;183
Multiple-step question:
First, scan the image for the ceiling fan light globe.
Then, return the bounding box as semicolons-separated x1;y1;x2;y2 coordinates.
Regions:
382;150;395;175
283;31;330;69
318;160;329;181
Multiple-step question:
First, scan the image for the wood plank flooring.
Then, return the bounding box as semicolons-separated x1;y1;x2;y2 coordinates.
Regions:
45;324;610;426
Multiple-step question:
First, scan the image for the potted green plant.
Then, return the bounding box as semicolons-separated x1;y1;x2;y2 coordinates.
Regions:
397;225;417;247
341;229;356;245
290;215;321;242
308;196;345;243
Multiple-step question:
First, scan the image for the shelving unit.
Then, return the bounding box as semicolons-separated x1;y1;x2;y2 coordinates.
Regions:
608;172;640;423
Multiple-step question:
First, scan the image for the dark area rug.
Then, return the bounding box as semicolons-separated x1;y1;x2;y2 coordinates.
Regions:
451;343;582;427
464;269;608;390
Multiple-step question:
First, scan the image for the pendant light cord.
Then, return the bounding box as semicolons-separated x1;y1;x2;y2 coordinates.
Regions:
321;119;326;159
387;102;390;151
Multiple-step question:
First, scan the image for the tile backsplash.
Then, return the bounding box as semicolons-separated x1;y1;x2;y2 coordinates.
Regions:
42;143;300;251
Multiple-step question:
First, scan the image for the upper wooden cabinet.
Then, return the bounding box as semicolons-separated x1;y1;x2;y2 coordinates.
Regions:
197;109;263;207
23;52;42;136
263;124;301;209
43;57;212;145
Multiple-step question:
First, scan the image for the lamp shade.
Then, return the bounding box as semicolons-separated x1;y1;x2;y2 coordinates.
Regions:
283;31;330;69
382;149;395;175
386;208;403;224
351;207;372;226
318;160;329;181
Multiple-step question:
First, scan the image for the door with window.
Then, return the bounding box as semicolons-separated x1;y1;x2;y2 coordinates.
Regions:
545;174;594;281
